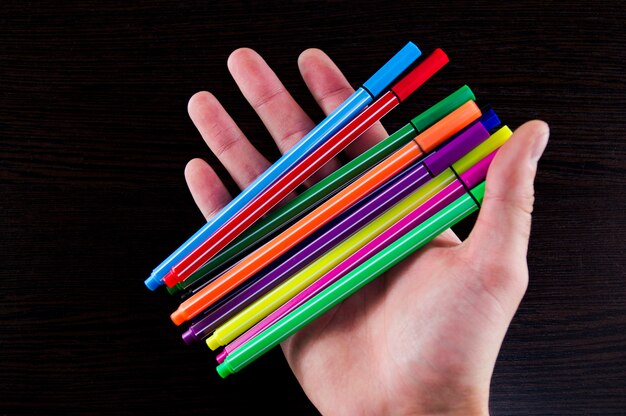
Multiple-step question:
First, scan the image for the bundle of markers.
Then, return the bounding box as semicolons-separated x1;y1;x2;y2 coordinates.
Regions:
145;42;512;378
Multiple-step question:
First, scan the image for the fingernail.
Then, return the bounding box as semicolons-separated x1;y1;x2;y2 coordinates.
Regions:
530;122;550;164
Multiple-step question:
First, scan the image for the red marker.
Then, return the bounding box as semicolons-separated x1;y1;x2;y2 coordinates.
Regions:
163;49;449;288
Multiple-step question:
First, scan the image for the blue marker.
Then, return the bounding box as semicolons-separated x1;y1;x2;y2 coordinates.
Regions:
145;42;422;290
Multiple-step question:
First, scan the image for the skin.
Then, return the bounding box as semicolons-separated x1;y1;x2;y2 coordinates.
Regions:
184;48;549;415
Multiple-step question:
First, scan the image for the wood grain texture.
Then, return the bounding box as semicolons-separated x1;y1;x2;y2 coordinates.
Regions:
1;1;625;414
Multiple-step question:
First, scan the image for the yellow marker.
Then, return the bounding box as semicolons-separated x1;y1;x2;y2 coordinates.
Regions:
207;126;512;350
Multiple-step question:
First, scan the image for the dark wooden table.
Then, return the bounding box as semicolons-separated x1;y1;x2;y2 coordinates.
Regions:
2;1;625;414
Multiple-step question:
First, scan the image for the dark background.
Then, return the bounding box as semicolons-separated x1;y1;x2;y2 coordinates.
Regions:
1;1;625;414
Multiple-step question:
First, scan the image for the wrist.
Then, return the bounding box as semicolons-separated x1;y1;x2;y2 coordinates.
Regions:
398;389;489;416
404;401;488;416
428;402;488;416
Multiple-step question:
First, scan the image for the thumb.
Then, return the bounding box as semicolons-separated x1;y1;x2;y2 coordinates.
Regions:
464;120;549;263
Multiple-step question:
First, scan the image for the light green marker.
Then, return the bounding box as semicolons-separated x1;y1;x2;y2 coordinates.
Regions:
216;182;486;377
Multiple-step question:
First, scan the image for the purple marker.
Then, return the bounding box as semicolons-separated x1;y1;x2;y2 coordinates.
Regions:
182;120;492;345
217;150;496;363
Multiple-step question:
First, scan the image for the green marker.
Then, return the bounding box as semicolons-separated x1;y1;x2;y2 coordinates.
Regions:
216;182;486;377
169;86;476;295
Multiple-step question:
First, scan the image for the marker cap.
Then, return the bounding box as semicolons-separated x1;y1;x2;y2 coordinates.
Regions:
414;100;481;153
363;42;422;97
470;181;487;204
422;122;490;175
459;150;497;189
411;85;475;132
391;48;449;102
452;126;512;174
478;109;500;132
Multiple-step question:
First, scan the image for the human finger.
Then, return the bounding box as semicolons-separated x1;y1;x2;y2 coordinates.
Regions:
184;158;232;221
227;48;341;181
187;91;272;190
465;120;549;261
460;120;549;316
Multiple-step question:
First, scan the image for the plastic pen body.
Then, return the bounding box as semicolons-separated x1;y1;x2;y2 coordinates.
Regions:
144;42;421;290
170;100;482;325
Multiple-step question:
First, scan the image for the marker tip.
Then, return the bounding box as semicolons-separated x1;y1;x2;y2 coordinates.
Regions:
216;349;227;364
163;270;178;288
144;275;161;291
216;362;231;378
206;335;221;351
171;309;185;326
181;329;196;345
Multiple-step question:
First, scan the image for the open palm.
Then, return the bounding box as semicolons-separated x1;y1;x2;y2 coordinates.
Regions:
184;48;548;415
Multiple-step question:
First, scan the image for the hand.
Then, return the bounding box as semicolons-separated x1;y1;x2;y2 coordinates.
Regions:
184;48;549;415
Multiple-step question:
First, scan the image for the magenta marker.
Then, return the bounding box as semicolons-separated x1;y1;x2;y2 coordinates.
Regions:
216;151;497;363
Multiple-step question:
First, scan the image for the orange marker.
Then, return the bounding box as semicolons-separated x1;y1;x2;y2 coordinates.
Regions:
170;100;482;325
